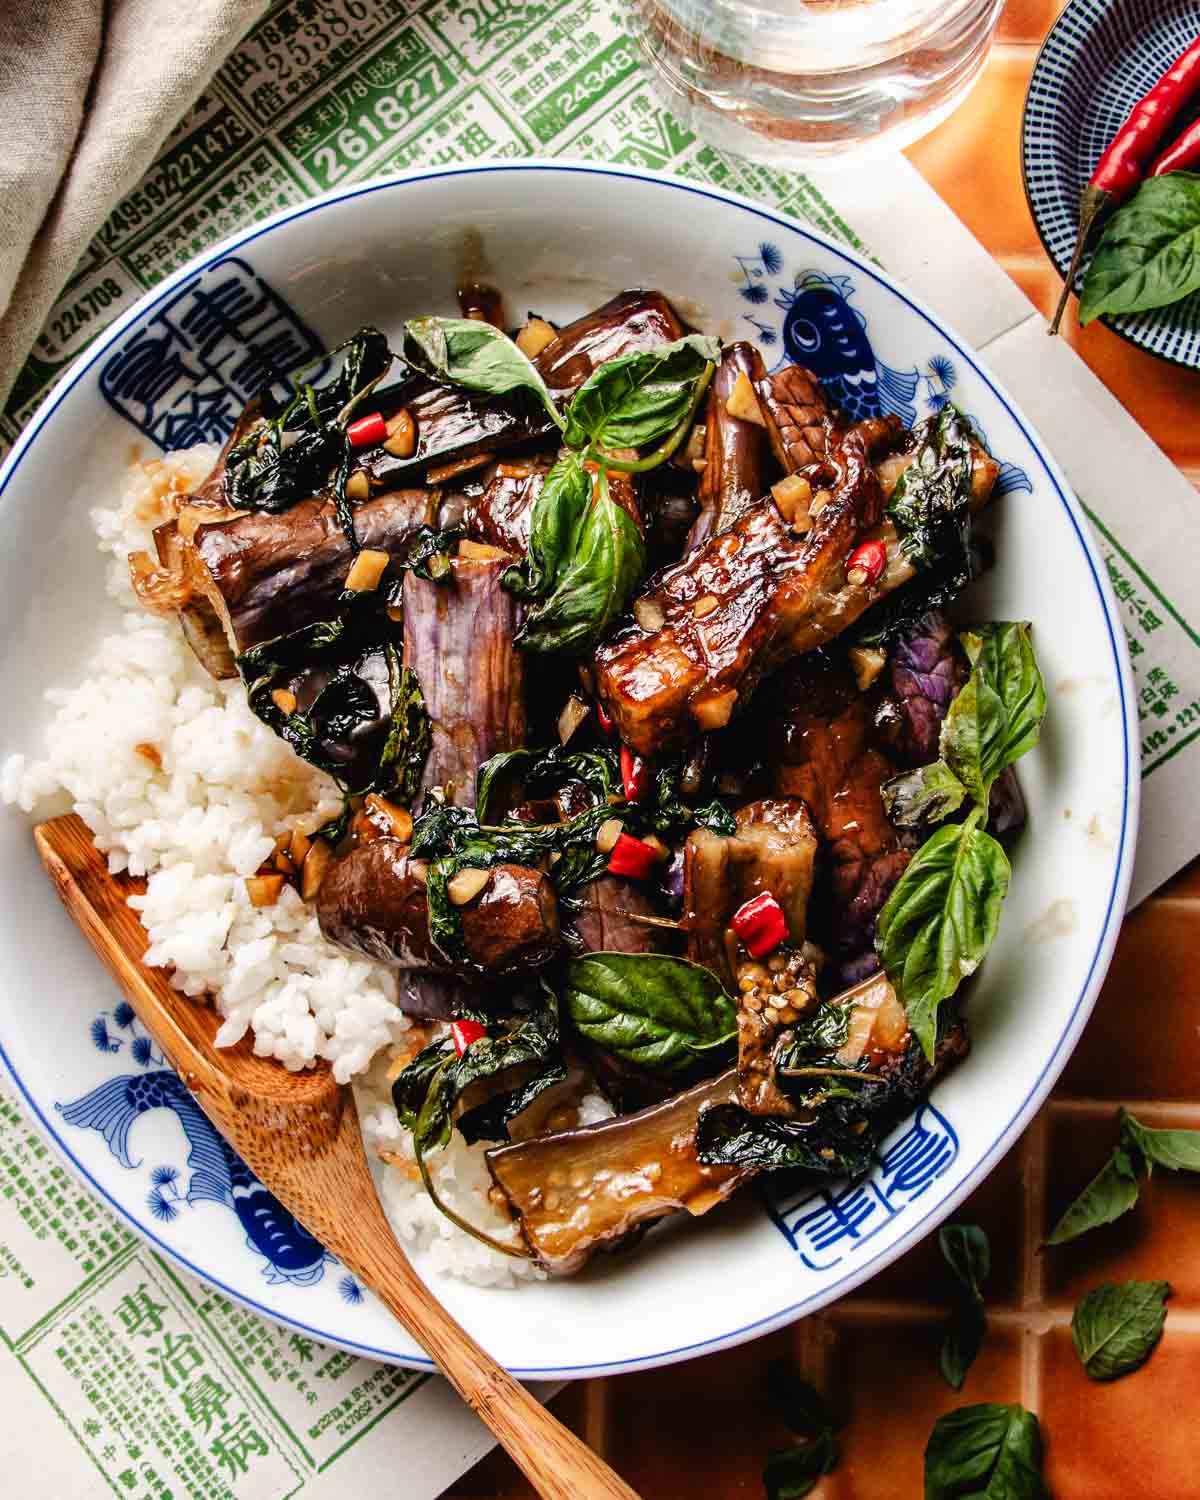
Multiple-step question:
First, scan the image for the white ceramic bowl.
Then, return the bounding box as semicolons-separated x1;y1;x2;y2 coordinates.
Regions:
0;161;1137;1379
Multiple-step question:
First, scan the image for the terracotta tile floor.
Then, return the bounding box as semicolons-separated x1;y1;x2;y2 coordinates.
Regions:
448;6;1200;1494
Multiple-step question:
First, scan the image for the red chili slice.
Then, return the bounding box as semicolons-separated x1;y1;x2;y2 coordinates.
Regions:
347;412;387;448
607;832;658;880
596;703;615;735
731;891;787;959
451;1019;488;1057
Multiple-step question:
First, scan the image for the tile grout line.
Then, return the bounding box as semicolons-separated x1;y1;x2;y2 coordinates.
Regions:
1020;1108;1048;1414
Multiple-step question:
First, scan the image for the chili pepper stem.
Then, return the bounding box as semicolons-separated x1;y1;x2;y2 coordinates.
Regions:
1049;186;1113;335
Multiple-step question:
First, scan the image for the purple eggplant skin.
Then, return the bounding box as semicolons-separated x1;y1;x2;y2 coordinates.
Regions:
191;487;438;655
685;341;773;553
362;291;686;489
401;553;526;807
880;609;966;768
990;765;1027;835
569;874;664;956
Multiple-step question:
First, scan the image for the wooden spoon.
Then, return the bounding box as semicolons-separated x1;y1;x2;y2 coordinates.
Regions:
36;814;640;1500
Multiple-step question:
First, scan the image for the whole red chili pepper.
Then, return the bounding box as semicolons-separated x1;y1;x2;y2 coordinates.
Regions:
1050;34;1200;335
1149;117;1200;177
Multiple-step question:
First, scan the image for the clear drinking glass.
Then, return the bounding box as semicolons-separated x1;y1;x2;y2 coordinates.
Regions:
631;0;1005;161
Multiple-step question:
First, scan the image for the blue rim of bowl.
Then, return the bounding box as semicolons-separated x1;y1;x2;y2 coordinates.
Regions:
0;159;1138;1380
1021;0;1200;369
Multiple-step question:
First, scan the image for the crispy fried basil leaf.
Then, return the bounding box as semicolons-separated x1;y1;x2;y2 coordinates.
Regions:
887;407;975;579
390;1009;565;1149
695;1103;879;1177
1080;172;1200;324
876;813;1011;1062
562;334;721;454
562;952;737;1075
378;666;433;803
225;327;392;516
403;316;561;427
924;1403;1048;1500
1072;1280;1171;1382
515;464;646;654
475;743;620;824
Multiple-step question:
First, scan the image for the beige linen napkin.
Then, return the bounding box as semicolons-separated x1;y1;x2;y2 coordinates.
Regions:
0;0;266;413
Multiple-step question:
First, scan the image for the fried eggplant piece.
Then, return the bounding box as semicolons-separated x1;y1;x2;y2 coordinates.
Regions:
686;341;773;551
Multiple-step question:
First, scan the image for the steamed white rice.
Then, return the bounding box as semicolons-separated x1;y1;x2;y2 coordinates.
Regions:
0;445;563;1285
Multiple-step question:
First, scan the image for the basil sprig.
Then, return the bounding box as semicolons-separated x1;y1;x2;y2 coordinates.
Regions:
1080;172;1200;325
1071;1280;1170;1381
938;1223;990;1391
561;952;738;1075
924;1403;1049;1500
876;622;1045;1061
1047;1107;1200;1245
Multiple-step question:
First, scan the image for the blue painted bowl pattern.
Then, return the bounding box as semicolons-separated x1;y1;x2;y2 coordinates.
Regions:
1022;0;1200;367
56;248;1038;1289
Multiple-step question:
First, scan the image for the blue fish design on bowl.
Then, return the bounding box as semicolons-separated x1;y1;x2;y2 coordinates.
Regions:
57;1011;331;1289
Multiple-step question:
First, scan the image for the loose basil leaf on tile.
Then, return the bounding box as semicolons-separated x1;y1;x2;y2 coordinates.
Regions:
876;812;1011;1062
882;757;969;828
762;1429;838;1500
940;1222;991;1300
562;952;737;1075
1119;1108;1200;1172
765;1360;834;1440
403;315;562;428
1071;1280;1171;1381
1044;1140;1143;1246
937;1223;991;1391
1079;172;1200;324
515;466;646;655
942;623;1046;807
924;1402;1048;1500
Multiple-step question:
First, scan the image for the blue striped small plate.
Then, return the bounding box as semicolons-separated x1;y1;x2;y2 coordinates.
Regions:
1022;0;1200;366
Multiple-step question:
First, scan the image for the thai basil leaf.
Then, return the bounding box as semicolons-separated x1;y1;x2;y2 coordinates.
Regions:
693;800;737;835
940;1223;990;1301
1079;172;1200;325
887;407;975;581
516;466;646;654
1045;1141;1142;1246
882;758;969;828
876;812;1011;1063
941;623;1046;808
502;452;592;602
562;952;737;1074
403;316;561;428
695;1103;879;1178
924;1403;1048;1500
763;1431;838;1500
766;1361;835;1440
392;1039;452;1133
1119;1108;1200;1173
1045;1107;1200;1245
1072;1280;1170;1381
938;1224;990;1391
562;334;721;453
